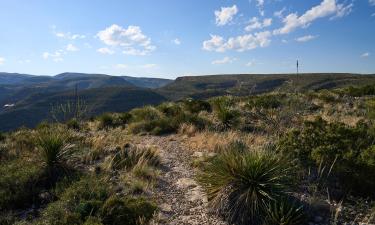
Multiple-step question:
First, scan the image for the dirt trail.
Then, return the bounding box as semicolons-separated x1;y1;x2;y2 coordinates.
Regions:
140;135;227;225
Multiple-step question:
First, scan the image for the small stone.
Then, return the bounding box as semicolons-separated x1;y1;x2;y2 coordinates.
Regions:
176;178;197;189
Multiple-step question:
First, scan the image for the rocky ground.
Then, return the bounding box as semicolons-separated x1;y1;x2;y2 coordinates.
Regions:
139;135;227;225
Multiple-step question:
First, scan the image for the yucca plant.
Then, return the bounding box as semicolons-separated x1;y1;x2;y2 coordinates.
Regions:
198;148;293;225
212;97;240;129
265;198;306;225
37;130;72;169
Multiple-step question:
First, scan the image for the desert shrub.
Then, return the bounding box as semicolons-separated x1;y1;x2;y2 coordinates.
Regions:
316;90;337;103
130;106;162;122
67;118;80;130
211;97;240;129
277;117;375;197
83;217;103;225
182;99;211;113
100;196;156;225
342;85;375;97
108;145;160;171
198;145;294;225
0;159;46;210
97;114;114;129
265;197;306;225
0;132;5;142
117;112;132;125
35;176;110;225
7;129;37;154
247;94;282;109
37;129;72;169
128;104;209;135
157;102;183;117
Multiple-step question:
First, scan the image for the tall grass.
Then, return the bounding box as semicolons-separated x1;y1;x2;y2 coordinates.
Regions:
198;144;294;224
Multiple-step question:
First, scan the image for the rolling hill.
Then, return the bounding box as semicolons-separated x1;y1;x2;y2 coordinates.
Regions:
2;72;375;131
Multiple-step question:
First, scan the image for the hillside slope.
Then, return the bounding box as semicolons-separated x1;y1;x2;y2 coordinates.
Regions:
158;73;375;100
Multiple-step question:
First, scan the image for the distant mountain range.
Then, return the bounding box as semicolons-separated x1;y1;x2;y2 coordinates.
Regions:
1;72;375;131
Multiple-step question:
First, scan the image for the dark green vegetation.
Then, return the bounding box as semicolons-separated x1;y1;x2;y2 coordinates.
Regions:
0;125;158;225
2;72;375;131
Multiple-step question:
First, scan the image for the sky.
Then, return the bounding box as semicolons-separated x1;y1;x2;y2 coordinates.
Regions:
0;0;374;79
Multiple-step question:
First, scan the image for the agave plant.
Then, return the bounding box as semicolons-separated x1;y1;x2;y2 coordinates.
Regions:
265;198;306;225
37;129;73;169
198;148;293;225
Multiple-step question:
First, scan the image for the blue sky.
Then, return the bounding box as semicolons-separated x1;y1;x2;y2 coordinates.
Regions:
0;0;374;79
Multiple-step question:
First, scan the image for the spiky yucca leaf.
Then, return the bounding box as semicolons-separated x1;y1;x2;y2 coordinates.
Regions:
265;198;306;225
199;149;293;225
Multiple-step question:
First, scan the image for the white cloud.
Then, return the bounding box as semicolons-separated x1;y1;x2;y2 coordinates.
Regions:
54;31;85;40
66;44;79;52
245;17;272;32
295;35;318;42
361;52;370;58
42;50;64;62
203;31;272;52
142;64;158;69
215;5;238;26
282;39;288;43
371;12;375;17
274;0;353;35
97;47;115;55
0;57;5;65
172;38;181;45
115;64;128;69
370;0;375;6
330;2;353;20
212;56;236;65
274;7;287;18
97;24;156;56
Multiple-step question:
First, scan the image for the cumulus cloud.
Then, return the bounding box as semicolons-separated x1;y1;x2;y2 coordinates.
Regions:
370;0;375;6
215;5;238;26
203;31;272;52
245;60;255;67
245;17;272;32
274;0;353;35
256;0;265;16
66;44;79;52
97;47;114;55
97;24;156;56
42;50;64;62
372;12;375;17
361;52;370;58
295;35;318;42
212;56;236;65
0;57;5;65
172;38;181;45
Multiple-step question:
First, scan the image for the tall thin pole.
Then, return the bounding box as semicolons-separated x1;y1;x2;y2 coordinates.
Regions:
296;60;299;93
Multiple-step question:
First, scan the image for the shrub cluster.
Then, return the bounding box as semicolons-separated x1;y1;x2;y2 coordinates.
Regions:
33;176;156;225
278;117;375;197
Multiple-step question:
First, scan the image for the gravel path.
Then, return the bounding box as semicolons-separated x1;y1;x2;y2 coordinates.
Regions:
140;135;227;225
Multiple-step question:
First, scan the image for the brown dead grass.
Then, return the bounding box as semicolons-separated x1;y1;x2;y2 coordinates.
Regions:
181;130;268;152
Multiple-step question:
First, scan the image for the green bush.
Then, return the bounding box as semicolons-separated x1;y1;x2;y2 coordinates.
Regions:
182;99;211;113
117;112;132;125
67;119;80;130
342;85;375;97
35;176;110;225
97;114;115;129
198;144;294;225
100;196;156;225
278;117;375;197
247;95;282;109
0;159;46;210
